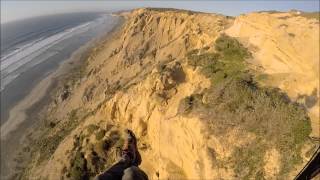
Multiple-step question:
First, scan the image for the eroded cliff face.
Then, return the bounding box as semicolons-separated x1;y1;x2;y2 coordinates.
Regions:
22;9;319;180
226;11;319;137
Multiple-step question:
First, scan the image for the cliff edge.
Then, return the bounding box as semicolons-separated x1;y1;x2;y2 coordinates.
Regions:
19;8;319;180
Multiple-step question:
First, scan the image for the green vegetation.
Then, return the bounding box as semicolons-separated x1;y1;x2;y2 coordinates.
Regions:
36;108;81;162
63;53;89;88
233;143;266;179
95;129;106;140
178;94;203;113
69;150;88;180
255;73;269;82
87;124;99;134
64;129;123;179
146;7;198;15
187;34;251;84
298;12;320;20
183;34;312;178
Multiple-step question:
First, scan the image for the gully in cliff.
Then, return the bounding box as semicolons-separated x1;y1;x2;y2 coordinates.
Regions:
95;129;148;180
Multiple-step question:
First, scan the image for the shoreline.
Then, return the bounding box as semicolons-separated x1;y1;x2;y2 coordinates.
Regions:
2;8;317;180
0;13;117;124
0;16;124;179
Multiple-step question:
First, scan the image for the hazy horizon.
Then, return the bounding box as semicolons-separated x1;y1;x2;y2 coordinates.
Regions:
1;0;319;24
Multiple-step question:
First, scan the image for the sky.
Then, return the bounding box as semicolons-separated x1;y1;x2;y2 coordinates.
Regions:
1;0;319;23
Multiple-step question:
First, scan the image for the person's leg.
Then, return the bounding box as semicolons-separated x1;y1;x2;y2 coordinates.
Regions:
95;129;141;180
122;166;148;180
95;159;130;180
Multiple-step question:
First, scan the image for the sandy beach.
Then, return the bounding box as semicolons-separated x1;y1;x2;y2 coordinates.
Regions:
0;16;123;179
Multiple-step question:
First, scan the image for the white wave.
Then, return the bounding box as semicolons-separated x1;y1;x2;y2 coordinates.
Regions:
1;22;92;71
0;17;108;91
1;51;58;91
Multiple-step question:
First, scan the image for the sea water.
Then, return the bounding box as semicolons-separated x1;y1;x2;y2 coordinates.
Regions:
0;12;119;124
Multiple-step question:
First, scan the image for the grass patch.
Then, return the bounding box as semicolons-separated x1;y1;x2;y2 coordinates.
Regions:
36;109;80;162
187;51;220;68
207;79;311;178
187;34;251;84
68;150;88;180
233;142;266;179
184;34;312;178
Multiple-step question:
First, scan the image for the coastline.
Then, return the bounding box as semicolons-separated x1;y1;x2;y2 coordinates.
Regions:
3;8;317;180
0;12;120;125
0;16;124;179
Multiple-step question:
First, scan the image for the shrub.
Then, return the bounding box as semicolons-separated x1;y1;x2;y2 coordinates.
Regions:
183;34;312;178
181;77;312;178
187;51;220;68
69;150;88;180
297;12;320;20
87;124;99;134
233;143;266;179
69;109;78;122
215;34;250;60
209;79;310;177
95;130;106;140
187;34;251;84
178;94;203;114
288;33;295;37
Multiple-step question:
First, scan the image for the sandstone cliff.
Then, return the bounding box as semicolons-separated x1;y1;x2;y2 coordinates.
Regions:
20;8;319;180
226;11;319;138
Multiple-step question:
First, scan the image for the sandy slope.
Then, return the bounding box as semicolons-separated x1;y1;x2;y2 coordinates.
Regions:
226;11;319;138
34;9;228;179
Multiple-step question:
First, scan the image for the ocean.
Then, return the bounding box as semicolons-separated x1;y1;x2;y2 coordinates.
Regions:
0;12;120;179
0;12;119;124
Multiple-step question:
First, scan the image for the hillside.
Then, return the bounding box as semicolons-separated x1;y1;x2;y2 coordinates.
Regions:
226;11;319;138
18;8;319;180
